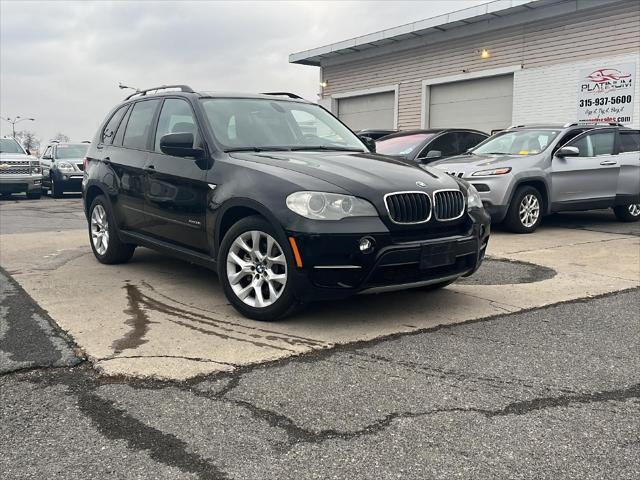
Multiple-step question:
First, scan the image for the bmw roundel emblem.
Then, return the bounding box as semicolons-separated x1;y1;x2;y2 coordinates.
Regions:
416;181;427;188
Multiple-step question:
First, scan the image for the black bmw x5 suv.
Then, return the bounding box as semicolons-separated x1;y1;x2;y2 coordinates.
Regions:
83;85;490;320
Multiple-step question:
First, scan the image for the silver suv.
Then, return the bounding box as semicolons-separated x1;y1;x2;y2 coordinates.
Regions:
432;124;640;233
0;137;43;199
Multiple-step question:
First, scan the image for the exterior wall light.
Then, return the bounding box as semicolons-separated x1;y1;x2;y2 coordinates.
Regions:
320;81;329;88
480;49;490;59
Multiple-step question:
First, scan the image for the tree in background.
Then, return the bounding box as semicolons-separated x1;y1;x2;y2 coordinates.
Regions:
53;132;70;142
14;130;40;154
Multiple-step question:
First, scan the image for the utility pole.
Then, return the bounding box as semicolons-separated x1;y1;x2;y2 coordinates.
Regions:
1;116;35;138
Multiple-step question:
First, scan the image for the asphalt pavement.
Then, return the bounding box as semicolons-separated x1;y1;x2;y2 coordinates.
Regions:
1;195;639;479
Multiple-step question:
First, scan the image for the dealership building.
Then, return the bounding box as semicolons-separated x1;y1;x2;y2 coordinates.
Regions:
290;0;640;133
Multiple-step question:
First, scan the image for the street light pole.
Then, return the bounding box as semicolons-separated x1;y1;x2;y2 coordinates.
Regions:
1;116;36;138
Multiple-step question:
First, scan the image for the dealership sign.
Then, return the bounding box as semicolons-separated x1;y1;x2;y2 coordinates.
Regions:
577;63;635;124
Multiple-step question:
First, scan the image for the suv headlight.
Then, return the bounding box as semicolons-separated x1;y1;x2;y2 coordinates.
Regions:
467;184;483;210
471;167;511;176
57;161;74;172
286;191;378;220
30;162;41;174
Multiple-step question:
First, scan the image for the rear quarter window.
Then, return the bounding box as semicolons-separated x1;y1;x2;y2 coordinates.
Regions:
101;105;129;144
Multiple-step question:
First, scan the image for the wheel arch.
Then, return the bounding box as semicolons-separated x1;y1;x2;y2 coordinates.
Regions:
509;178;550;214
214;198;287;256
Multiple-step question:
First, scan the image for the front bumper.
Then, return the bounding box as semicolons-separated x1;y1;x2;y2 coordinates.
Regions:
52;170;84;191
287;210;490;301
0;175;42;194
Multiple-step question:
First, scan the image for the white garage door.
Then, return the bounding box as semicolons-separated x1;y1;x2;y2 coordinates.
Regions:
337;91;395;130
429;75;513;133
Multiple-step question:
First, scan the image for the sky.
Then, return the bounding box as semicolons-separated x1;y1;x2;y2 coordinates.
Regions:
1;0;486;145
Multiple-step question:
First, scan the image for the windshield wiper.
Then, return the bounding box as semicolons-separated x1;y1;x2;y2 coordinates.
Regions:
224;146;292;153
288;145;365;152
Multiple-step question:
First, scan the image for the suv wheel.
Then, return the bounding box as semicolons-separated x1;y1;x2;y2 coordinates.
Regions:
88;195;136;264
51;176;64;198
504;186;543;233
613;204;640;222
219;216;299;321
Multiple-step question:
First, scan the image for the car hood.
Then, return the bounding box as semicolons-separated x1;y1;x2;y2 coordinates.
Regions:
0;153;35;162
229;151;461;197
430;153;532;175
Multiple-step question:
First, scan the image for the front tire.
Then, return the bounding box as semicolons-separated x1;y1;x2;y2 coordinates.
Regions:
26;190;41;199
503;186;543;233
88;195;136;264
613;204;640;222
218;216;299;321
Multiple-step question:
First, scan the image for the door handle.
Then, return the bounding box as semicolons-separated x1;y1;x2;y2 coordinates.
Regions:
599;160;617;166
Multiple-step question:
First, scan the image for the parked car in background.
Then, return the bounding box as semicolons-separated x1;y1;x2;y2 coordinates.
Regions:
83;86;490;321
375;129;488;164
432;123;640;233
356;129;398;140
0;137;42;199
41;141;89;197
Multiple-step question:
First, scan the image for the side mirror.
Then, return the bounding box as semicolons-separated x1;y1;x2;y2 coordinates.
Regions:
556;146;580;157
420;150;442;161
160;133;204;158
42;155;52;160
26;149;31;155
358;135;376;153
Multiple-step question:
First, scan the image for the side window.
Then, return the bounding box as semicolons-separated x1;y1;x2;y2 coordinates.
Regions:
553;129;585;154
458;132;487;153
423;133;458;157
591;132;615;156
113;106;131;146
122;100;161;150
619;131;640;153
154;99;197;152
101;105;129;145
568;134;594;157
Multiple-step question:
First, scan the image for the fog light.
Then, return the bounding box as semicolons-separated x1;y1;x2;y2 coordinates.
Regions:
63;175;68;180
359;237;374;254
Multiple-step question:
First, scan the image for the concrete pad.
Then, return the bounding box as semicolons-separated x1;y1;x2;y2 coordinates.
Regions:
0;224;638;380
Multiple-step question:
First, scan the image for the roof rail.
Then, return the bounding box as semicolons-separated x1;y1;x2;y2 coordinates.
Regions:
125;85;195;100
261;92;303;100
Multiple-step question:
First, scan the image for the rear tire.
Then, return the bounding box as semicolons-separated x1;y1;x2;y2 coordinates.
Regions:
503;186;543;233
51;176;64;198
218;216;300;321
613;204;640;222
88;195;136;264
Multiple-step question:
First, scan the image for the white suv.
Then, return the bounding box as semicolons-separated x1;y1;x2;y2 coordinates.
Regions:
0;137;42;199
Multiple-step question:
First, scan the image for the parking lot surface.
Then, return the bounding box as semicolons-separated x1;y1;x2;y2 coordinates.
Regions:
1;195;639;479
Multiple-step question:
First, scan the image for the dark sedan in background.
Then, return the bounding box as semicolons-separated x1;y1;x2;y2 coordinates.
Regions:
375;129;488;164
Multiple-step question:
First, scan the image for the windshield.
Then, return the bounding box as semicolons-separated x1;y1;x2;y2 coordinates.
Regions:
471;129;560;155
55;144;89;159
0;138;26;154
375;133;435;155
200;98;365;152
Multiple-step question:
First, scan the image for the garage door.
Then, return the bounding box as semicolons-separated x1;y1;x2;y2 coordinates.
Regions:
337;91;395;130
429;75;513;133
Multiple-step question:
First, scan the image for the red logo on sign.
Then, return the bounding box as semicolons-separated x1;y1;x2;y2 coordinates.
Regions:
586;68;632;83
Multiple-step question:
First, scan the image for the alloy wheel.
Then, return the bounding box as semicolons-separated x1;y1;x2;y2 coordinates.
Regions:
90;204;109;255
519;194;540;228
628;204;640;217
226;230;287;308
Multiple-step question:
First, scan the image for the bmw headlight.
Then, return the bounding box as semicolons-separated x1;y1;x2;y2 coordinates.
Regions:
286;191;378;220
57;161;74;172
467;184;483;210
